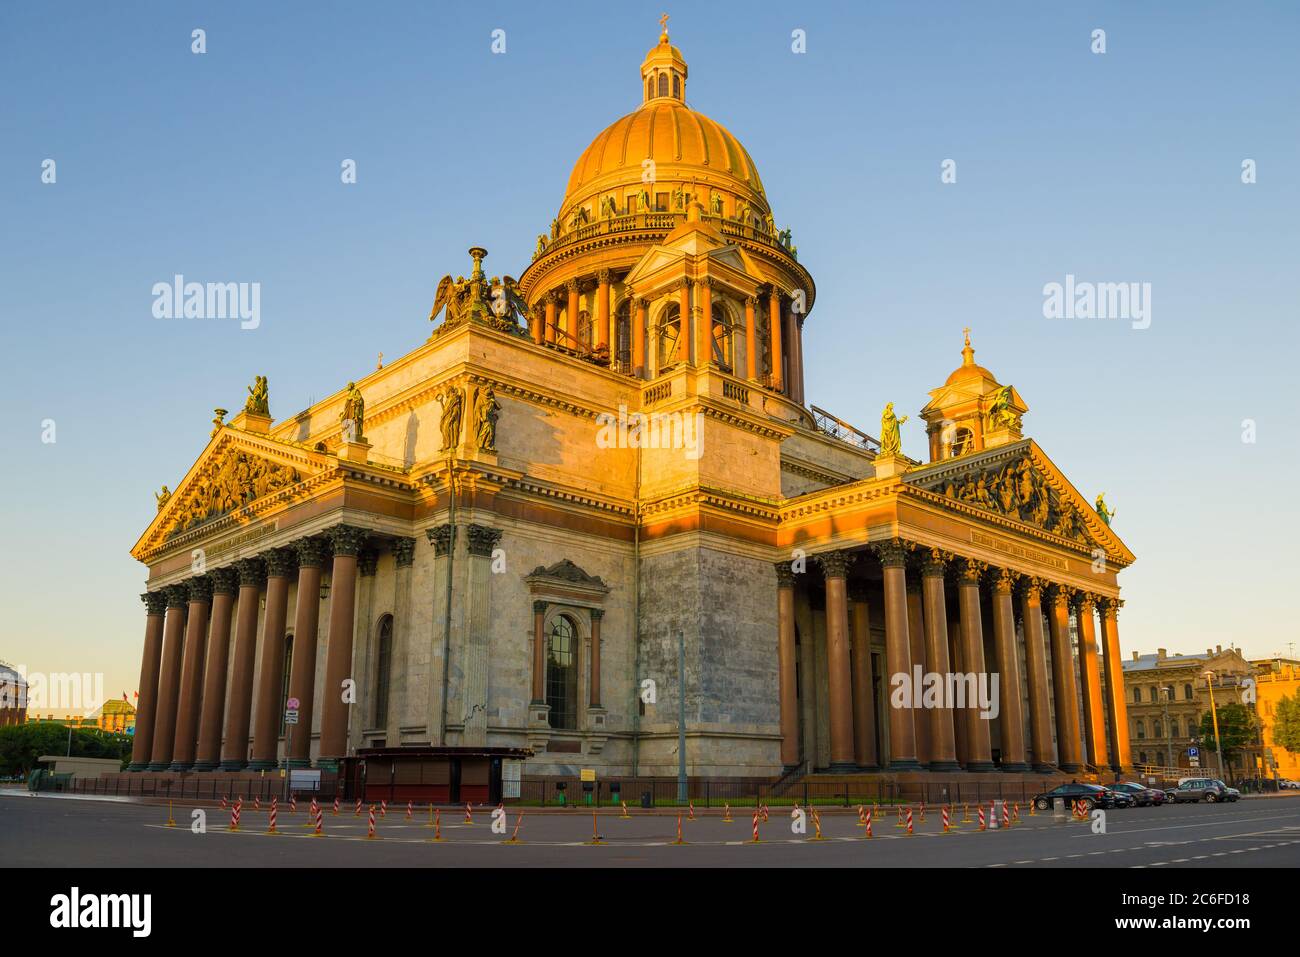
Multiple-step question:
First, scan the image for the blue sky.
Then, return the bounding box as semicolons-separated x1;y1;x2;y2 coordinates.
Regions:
3;2;1297;705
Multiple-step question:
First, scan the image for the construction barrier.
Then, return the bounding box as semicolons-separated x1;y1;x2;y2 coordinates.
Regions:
863;808;873;839
312;805;323;837
978;805;986;831
751;809;760;843
942;805;951;833
906;806;913;837
367;805;378;839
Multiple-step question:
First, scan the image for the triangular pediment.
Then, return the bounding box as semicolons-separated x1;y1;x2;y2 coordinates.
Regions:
132;430;329;559
622;224;761;295
905;439;1135;566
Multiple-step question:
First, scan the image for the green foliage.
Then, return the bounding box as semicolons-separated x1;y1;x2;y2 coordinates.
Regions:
1273;693;1300;755
1196;702;1257;765
0;722;133;777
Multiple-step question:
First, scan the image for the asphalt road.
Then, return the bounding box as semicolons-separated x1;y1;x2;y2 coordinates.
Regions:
3;791;1299;868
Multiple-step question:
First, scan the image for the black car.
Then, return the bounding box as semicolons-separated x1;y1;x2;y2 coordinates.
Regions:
1111;781;1167;807
1032;783;1124;811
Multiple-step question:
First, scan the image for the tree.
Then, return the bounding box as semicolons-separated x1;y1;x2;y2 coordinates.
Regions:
0;722;133;777
1273;693;1300;755
1197;703;1258;776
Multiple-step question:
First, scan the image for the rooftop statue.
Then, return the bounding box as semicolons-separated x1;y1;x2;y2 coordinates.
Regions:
155;485;171;511
987;384;1019;430
879;402;908;457
340;382;364;443
244;375;269;416
1095;493;1116;527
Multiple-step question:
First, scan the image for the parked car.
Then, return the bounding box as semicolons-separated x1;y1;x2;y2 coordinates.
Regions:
1164;778;1238;803
1111;782;1167;807
1278;779;1299;790
1032;782;1123;811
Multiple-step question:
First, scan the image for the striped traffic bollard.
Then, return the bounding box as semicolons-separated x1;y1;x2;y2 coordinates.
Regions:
673;813;686;845
811;808;825;841
430;808;443;842
977;805;986;831
332;795;339;816
761;804;769;823
1002;801;1010;829
1012;802;1021;823
305;798;318;828
505;810;524;844
354;799;362;817
688;801;695;821
620;801;631;819
863;808;873;839
464;803;473;825
380;800;387;818
230;803;240;832
290;795;297;813
750;809;760;844
906;806;914;836
1029;799;1037;817
989;800;997;830
895;804;905;828
219;795;227;809
267;802;278;834
254;796;261;811
406;800;413;820
587;810;603;846
919;801;927;823
312;805;324;837
722;803;733;823
856;805;866;828
962;802;972;823
942;805;951;833
367;805;378;840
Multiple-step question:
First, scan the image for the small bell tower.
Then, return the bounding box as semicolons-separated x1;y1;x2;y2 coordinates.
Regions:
919;330;1027;462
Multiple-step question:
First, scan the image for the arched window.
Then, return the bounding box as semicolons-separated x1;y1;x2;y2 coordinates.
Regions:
1169;718;1179;737
279;634;294;736
657;73;668;98
950;427;974;457
373;615;393;728
577;310;592;351
1149;686;1158;702
710;301;735;371
646;77;652;100
1152;719;1162;739
657;303;681;371
546;616;578;730
1184;682;1193;700
1138;751;1148;764
1133;687;1141;704
672;74;680;99
615;298;632;370
1135;719;1145;739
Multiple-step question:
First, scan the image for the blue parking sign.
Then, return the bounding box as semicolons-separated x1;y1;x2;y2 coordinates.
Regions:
1187;746;1199;758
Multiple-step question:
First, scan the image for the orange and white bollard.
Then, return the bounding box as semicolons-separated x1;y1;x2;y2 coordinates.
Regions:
254;796;261;811
942;805;951;833
673;812;686;845
722;803;733;823
688;800;695;821
896;805;905;828
906;806;914;836
464;802;473;825
1002;801;1010;829
620;801;631;819
230;803;240;832
220;795;228;809
1029;799;1037;817
1012;802;1021;823
367;805;378;839
429;808;443;843
406;800;413;820
289;795;296;813
978;805;986;831
864;808;873;839
305;798;318;828
312;805;324;837
751;809;760;843
354;799;362;817
919;801;927;822
505;810;524;844
856;804;867;828
267;802;278;834
380;800;387;818
332;795;339;815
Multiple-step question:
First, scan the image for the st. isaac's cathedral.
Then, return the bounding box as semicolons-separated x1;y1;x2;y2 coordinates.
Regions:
126;26;1136;791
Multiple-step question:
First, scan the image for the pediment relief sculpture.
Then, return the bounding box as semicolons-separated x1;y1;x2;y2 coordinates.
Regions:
931;454;1095;546
164;449;301;537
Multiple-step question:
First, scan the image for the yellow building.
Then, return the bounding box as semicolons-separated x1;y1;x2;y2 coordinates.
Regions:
1256;665;1300;782
125;28;1136;783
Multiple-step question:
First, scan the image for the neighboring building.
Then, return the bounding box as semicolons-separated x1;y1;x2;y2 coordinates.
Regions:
26;713;91;728
0;665;27;727
1255;665;1300;782
1122;646;1253;773
124;27;1138;782
86;698;136;733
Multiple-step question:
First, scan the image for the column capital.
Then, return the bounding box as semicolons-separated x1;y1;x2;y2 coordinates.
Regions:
991;567;1019;595
1097;596;1123;619
920;548;952;578
596;268;612;284
186;576;212;604
815;550;853;580
466;524;503;558
956;557;988;584
589;607;605;622
544;289;560;303
358;549;380;577
1046;583;1075;609
746;294;761;308
141;591;168;616
426;524;455;556
1016;575;1045;603
235;557;266;588
391;536;416;568
294;536;330;568
261;547;297;579
774;561;797;588
872;538;912;568
634;296;650;309
533;599;548;615
210;567;239;595
565;278;580;293
1072;591;1098;614
327;524;367;557
696;275;713;289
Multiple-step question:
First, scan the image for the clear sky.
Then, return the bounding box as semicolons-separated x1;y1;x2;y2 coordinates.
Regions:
3;2;1297;710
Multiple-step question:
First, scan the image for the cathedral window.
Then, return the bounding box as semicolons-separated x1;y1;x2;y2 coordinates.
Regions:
373;614;393;728
710;301;735;371
657;72;668;98
950;427;973;457
577;310;592;350
615;298;632;369
657;303;681;370
672;74;680;98
1183;682;1193;700
546;615;579;730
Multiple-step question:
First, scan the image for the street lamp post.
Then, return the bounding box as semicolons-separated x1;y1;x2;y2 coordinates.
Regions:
1203;670;1226;781
1160;686;1174;771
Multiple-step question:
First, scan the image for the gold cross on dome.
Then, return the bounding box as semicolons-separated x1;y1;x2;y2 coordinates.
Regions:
659;12;669;31
963;326;971;345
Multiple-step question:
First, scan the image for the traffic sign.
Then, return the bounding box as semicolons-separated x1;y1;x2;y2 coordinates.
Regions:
284;709;299;725
1187;746;1199;758
286;697;301;710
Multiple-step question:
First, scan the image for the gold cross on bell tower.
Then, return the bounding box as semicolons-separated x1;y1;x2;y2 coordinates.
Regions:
659;12;669;36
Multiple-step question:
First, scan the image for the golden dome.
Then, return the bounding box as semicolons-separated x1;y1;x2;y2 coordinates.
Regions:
560;32;767;215
945;330;998;385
